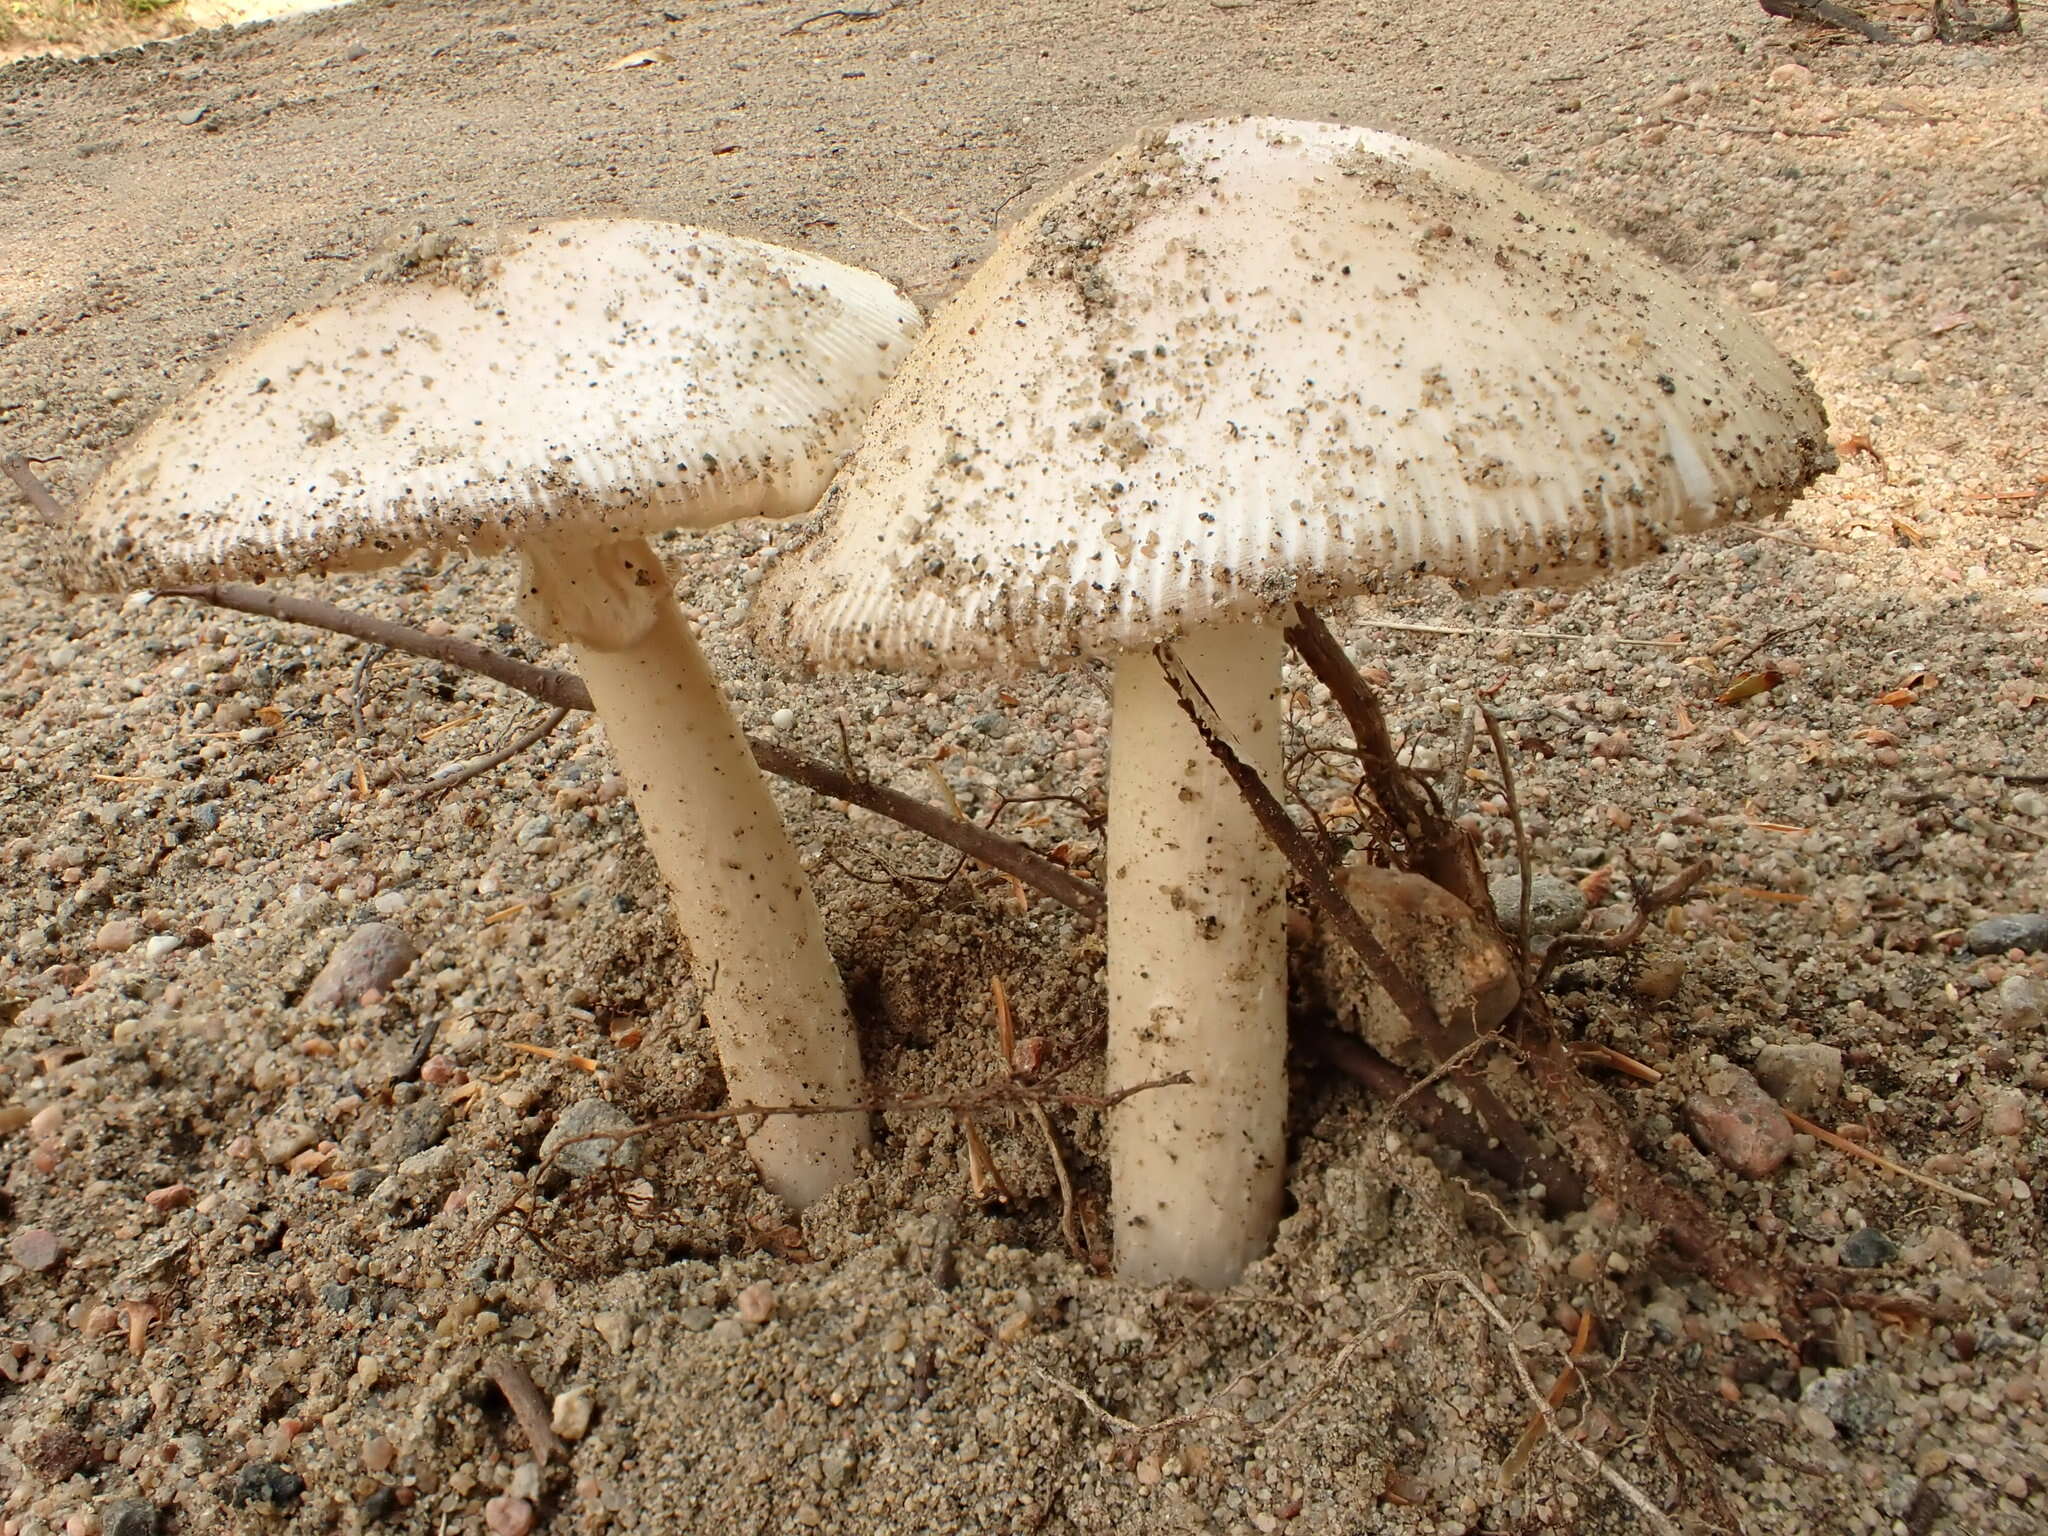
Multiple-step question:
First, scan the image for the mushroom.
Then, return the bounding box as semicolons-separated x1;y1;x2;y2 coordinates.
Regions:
757;118;1833;1284
65;219;923;1208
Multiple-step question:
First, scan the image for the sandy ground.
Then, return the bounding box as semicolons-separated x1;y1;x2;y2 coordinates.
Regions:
3;2;2046;1534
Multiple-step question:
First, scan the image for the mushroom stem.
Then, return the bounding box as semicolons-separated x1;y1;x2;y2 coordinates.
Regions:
1107;621;1288;1288
522;535;868;1207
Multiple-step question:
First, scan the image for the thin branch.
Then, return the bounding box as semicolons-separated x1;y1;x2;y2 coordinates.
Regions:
1306;1025;1575;1205
1;453;70;524
149;582;1103;921
409;706;570;798
1534;864;1710;987
1156;640;1581;1211
1433;1271;1682;1536
1479;705;1533;972
1757;0;1900;42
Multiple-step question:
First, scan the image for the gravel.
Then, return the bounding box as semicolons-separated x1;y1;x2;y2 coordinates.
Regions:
2;6;2045;1536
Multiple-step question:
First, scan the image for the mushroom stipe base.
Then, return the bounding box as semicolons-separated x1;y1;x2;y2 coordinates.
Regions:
523;535;869;1208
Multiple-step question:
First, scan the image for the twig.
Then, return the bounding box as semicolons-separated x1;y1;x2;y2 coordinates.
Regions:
348;644;384;742
482;1354;568;1467
1479;706;1533;972
1;453;69;524
1306;1025;1577;1206
1535;864;1709;986
1156;639;1577;1210
1349;617;1679;648
148;583;1102;920
1783;1110;1992;1206
1757;0;1900;44
1284;605;1487;902
411;707;570;797
1434;1271;1681;1536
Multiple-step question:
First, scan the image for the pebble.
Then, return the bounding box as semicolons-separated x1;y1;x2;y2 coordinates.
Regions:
770;707;797;730
258;1119;318;1166
10;1227;67;1272
540;1100;641;1176
1803;1365;1894;1438
677;1306;716;1332
100;1499;162;1536
1685;1066;1795;1177
735;1282;776;1325
1841;1226;1900;1269
1317;865;1521;1062
1632;958;1686;1002
551;1386;594;1441
1488;873;1588;938
484;1495;535;1536
1752;1042;1844;1115
303;922;420;1011
374;1099;451;1165
143;933;182;961
1962;914;2048;955
1994;974;2047;1028
592;1311;635;1352
92;917;142;953
231;1462;304;1509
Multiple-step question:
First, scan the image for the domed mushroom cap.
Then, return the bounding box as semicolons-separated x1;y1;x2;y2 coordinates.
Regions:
761;116;1833;674
66;221;923;591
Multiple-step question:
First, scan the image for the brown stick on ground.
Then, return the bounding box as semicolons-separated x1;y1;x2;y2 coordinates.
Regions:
1285;603;1492;907
150;582;1105;922
1156;641;1582;1211
1270;608;1782;1300
1757;0;1901;42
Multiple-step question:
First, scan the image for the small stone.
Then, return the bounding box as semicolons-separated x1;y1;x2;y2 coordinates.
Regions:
540;1100;640;1177
143;933;183;962
1963;914;2048;955
1753;1042;1845;1116
770;707;797;730
592;1312;634;1352
1984;1093;2026;1138
1796;1405;1837;1440
144;1183;194;1211
1803;1365;1893;1439
1489;873;1588;939
1686;1067;1795;1177
551;1386;593;1441
819;1446;856;1487
258;1119;318;1166
363;1435;396;1473
26;1426;93;1480
1309;865;1522;1065
93;917;142;953
230;1461;304;1509
9;1227;66;1272
101;1499;162;1536
176;107;206;125
1632;959;1686;1002
735;1282;776;1325
484;1496;535;1536
677;1306;715;1332
1994;974;2047;1028
1841;1227;1899;1269
1769;62;1813;90
303;923;419;1011
374;1099;450;1164
709;1317;748;1345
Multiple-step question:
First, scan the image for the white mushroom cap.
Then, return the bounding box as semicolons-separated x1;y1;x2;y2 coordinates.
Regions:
66;221;923;590
761;117;1833;673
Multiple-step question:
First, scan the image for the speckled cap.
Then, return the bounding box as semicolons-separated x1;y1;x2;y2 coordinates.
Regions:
65;220;923;590
759;116;1833;673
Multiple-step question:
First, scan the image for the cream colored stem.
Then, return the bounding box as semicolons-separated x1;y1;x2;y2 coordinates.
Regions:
1108;623;1287;1288
522;535;867;1207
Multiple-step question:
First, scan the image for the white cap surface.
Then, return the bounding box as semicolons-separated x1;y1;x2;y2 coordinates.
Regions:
67;221;923;589
761;117;1832;672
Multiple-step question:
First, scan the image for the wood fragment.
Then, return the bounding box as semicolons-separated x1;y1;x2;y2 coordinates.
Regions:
1783;1110;1992;1206
483;1354;568;1467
